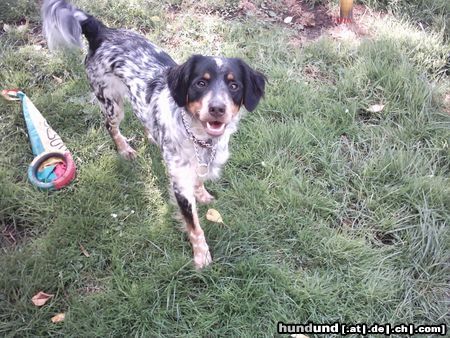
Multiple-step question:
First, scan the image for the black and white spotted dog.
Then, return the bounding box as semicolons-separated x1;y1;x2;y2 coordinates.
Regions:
42;0;266;269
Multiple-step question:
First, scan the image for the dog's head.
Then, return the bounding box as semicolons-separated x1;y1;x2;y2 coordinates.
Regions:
167;55;266;137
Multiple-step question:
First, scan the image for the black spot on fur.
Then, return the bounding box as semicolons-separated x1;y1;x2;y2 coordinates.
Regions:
80;15;107;53
146;78;161;104
173;184;194;226
95;88;105;103
151;105;161;134
153;51;176;68
236;59;266;112
167;55;205;107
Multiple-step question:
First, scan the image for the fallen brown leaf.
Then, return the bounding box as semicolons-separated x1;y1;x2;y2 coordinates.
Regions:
206;209;223;223
52;75;63;84
31;291;54;307
79;243;91;257
51;313;65;323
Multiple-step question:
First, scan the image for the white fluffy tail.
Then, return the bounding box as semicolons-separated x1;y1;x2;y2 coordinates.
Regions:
42;0;89;50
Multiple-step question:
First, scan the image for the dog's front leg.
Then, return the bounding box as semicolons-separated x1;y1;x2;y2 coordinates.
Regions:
194;180;215;204
171;170;212;269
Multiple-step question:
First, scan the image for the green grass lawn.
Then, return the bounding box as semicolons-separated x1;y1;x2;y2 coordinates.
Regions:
1;0;449;336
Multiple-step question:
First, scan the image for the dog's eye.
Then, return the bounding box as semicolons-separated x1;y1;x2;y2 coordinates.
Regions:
196;80;207;88
229;82;239;91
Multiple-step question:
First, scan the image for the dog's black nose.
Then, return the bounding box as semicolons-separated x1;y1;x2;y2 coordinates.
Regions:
209;103;226;117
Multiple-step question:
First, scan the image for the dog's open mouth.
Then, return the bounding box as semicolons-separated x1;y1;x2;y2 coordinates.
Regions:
205;121;226;136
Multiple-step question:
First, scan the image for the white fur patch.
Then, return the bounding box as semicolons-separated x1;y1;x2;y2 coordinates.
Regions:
214;57;224;68
74;10;88;21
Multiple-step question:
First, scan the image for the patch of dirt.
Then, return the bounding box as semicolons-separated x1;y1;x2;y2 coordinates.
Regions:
357;108;382;125
1;218;28;250
283;0;336;40
26;25;47;49
172;0;386;49
303;63;334;84
236;0;334;39
1;20;46;48
326;4;374;41
1;16;26;36
78;279;107;295
235;1;375;46
373;231;397;246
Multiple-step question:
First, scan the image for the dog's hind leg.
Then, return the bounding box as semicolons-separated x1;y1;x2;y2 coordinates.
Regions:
90;75;137;160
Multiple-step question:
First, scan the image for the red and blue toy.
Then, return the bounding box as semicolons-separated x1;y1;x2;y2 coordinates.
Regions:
2;89;76;190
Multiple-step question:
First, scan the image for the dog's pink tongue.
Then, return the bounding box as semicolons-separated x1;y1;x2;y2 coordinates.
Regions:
206;122;225;136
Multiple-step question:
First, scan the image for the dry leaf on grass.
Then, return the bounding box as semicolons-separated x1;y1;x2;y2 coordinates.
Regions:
206;209;223;223
31;291;54;307
79;243;90;257
51;313;65;323
367;104;385;113
52;75;63;84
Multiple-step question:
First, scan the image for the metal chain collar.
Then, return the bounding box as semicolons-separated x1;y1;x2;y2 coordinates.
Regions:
180;110;217;178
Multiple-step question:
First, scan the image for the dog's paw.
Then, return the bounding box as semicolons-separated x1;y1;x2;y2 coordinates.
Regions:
119;146;137;160
190;231;212;269
195;185;215;204
194;248;212;270
195;190;215;204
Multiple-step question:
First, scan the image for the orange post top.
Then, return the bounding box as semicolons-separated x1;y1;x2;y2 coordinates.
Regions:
338;0;353;23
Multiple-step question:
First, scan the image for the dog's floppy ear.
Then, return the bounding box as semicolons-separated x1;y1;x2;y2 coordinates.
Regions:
239;60;266;112
167;55;202;107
